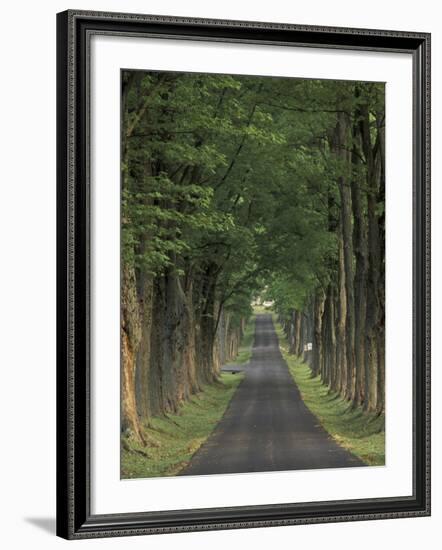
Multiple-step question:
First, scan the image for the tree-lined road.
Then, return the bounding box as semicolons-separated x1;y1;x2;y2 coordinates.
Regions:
180;314;363;476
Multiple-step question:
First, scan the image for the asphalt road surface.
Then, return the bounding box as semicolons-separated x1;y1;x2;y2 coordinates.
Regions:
180;314;364;476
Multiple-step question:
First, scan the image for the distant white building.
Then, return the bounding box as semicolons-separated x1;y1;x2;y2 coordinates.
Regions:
251;288;274;308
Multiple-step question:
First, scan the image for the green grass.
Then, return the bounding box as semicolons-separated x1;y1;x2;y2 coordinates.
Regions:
121;372;244;478
226;315;256;365
273;318;385;466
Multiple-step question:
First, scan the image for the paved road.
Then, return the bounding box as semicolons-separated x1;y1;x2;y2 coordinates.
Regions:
180;314;364;476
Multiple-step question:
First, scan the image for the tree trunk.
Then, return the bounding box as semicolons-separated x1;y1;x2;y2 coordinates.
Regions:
322;284;337;388
312;290;326;377
351;116;368;407
359;99;382;412
335;110;356;402
336;226;347;397
294;310;302;356
121;264;145;443
135;274;154;423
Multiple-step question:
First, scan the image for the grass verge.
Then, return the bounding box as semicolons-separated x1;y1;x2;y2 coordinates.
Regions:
273;318;385;466
121;372;244;478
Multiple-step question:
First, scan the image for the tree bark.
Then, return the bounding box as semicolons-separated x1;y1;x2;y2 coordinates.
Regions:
351;114;368;407
312;290;326;377
359;99;382;412
322;284;337;388
121;264;145;443
336;224;348;396
335;111;356;401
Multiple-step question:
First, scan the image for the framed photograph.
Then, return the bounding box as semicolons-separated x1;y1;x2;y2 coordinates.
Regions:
56;9;430;539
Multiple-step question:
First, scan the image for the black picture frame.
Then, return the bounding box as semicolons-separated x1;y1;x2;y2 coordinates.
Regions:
56;9;431;539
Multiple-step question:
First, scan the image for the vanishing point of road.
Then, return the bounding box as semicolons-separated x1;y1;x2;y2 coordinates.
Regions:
180;313;364;476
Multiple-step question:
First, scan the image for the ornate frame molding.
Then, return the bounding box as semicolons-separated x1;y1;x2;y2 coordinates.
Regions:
56;10;430;539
